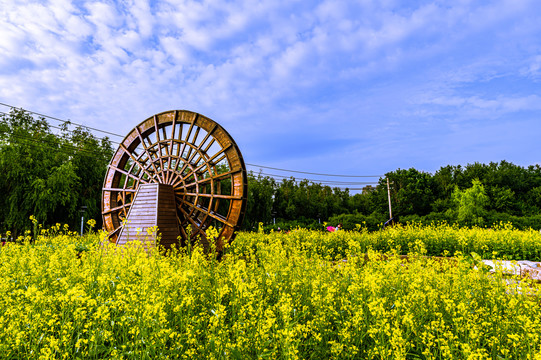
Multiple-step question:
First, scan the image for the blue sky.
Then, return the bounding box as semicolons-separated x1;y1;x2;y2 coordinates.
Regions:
1;0;541;187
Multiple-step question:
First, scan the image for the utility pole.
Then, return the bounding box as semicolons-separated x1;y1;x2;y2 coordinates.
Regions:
386;177;393;220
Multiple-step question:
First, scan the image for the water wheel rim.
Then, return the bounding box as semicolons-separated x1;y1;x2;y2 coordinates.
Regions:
101;110;248;250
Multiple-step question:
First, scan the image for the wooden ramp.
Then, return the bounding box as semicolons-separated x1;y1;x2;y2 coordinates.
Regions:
116;183;180;249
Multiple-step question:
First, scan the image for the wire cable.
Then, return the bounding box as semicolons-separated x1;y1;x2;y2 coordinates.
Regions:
249;171;379;185
0;122;112;161
4;137;369;190
4;135;111;162
246;163;382;178
0;110;123;147
2;134;371;191
1;102;384;180
0;102;124;138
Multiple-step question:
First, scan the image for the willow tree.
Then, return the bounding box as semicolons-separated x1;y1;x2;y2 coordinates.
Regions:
452;179;489;226
0;109;112;237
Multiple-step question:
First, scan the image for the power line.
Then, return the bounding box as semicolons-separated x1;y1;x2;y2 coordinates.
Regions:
250;170;379;185
253;171;371;190
3;132;373;191
5;138;371;190
2;129;111;161
246;163;383;178
0;110;123;147
0;118;112;160
4;138;107;165
1;102;384;180
1;110;86;136
2;133;377;190
7;136;376;190
0;102;124;138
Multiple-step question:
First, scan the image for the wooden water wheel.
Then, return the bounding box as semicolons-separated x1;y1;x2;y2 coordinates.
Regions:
101;110;248;251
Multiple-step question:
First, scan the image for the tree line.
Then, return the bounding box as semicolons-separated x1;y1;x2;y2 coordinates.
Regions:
245;162;541;231
2;109;541;236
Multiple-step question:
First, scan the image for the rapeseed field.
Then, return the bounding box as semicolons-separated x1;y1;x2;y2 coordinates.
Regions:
0;223;540;359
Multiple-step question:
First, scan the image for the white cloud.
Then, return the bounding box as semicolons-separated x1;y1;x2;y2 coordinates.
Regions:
0;22;26;54
271;41;312;81
523;55;541;79
128;0;154;38
417;94;541;123
160;36;190;63
1;0;541;176
85;2;121;29
64;15;93;39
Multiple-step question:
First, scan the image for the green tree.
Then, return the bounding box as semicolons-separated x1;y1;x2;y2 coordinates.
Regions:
373;169;435;217
432;165;462;213
274;177;297;221
68;126;114;229
452;179;489;226
244;172;275;229
0;109;112;236
348;188;376;215
488;186;516;214
524;186;541;214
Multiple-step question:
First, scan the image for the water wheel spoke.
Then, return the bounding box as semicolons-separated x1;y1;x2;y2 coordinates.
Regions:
153;115;166;178
107;226;122;238
198;124;217;151
190;127;201;149
202;138;217;154
177;169;240;190
186;145;202;168
103;203;131;215
120;143;157;183
207;144;231;165
135;127;164;183
178;207;205;235
170;155;216;189
169;160;197;188
179;200;233;227
108;164;150;184
181;192;242;200
170;111;178;142
103;187;138;193
178;119;196;161
161;125;169;148
167;113;178;172
178;218;188;241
